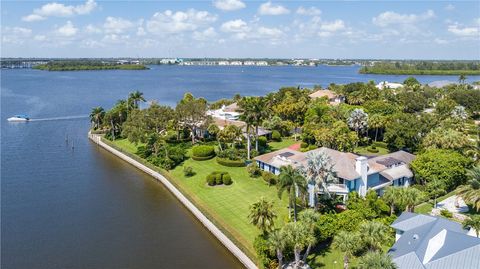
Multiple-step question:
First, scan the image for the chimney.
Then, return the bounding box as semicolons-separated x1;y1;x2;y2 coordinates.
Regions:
356;156;368;197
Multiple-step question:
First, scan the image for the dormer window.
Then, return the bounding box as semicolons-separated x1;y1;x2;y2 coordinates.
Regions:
376;157;404;168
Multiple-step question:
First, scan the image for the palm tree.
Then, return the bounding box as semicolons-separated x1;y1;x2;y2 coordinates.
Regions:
283;222;309;267
382;187;400;216
463;215;480;237
458;165;480;212
218;125;242;149
360;221;389;251
298;209;320;262
128;90;145;110
332;231;360;269
458;74;467;85
348;108;369;139
400;188;426;212
278;165;307;222
248;197;277;235
368;114;385;142
299;151;338;203
89;106;105;130
238;96;268;152
357;251;397;269
267;229;286;269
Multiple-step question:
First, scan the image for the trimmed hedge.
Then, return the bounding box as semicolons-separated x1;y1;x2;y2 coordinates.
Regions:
205;171;233;186
216;157;246;167
207;174;216;186
223;174;232;185
192;145;215;160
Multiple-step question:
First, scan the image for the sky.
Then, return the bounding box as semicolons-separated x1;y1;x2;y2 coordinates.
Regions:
1;0;480;59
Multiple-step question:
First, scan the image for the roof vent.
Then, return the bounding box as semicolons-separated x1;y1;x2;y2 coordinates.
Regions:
413;234;419;240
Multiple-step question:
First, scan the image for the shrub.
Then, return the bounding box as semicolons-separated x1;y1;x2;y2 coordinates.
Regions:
206;174;216;186
247;162;262;178
192;145;215;159
261;171;277;186
216;157;246;167
183;166;194;177
440;209;453;218
215;173;223;185
223;174;232;185
271;130;281;141
301;142;308;149
258;136;268;148
367;146;379;153
307;144;318;151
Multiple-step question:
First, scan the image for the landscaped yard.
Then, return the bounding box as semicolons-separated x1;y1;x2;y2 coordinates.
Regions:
112;138;289;261
267;137;298;152
354;144;390;156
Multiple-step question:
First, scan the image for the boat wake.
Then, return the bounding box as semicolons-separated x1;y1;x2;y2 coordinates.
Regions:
29;115;89;122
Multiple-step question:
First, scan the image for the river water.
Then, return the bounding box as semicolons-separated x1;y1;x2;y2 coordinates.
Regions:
1;65;478;269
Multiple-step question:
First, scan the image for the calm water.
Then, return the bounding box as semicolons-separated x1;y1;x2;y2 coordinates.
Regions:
1;65;479;269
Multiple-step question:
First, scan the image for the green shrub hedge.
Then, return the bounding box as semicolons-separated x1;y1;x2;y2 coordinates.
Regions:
367;146;379;153
271;130;282;141
261;171;277;186
373;141;388;148
216;157;246;167
205;171;233;186
300;142;308;149
247;162;262;178
192;145;215;159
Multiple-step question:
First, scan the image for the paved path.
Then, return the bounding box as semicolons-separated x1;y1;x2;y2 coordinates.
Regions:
436;195;469;213
89;133;257;269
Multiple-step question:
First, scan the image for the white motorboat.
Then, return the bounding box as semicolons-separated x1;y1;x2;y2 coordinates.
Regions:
7;115;30;122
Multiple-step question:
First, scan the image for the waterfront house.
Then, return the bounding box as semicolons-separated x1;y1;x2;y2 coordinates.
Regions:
376;81;404;90
308;90;344;105
389;212;480;269
254;147;415;204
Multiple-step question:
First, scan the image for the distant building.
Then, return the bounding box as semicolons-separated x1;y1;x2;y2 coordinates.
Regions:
389;212;480;269
376;81;404;90
254;147;415;203
428;80;457;88
309;89;344;105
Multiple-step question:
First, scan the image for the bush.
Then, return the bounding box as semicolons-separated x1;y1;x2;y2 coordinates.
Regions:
223;174;232;185
247;162;262;178
215;173;223;185
301;142;308;149
373;141;388;148
206;174;216;186
261;171;277;186
271;130;281;142
258;136;268;148
307;144;318;151
183;166;194;177
440;209;453;218
216;157;246;167
192;145;215;159
367;146;379;153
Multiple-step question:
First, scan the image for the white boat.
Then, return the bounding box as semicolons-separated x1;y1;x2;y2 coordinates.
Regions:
7;115;30;122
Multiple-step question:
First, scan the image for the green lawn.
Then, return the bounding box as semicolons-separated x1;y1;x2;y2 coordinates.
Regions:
354;145;390;156
112;139;289;261
267;137;298;152
415;190;459;214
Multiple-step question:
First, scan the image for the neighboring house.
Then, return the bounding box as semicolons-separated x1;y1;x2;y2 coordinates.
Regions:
389;212;480;269
309;89;344;105
254;147;415;203
427;80;457;88
208;103;240;120
376;81;404;90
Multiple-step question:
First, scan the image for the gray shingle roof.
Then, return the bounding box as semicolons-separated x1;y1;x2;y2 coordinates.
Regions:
389;212;480;269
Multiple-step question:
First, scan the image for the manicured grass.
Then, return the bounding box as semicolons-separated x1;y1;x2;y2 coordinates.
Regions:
114;139;143;154
354;145;390;156
112;139;289;261
267;137;298;152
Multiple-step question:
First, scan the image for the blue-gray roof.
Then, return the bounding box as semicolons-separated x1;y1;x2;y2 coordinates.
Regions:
389;212;480;269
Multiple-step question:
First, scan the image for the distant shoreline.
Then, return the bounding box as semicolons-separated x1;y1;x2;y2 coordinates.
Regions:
359;69;480;75
33;64;149;71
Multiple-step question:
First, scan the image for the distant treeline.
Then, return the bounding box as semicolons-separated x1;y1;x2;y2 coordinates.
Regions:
34;61;148;71
360;61;480;75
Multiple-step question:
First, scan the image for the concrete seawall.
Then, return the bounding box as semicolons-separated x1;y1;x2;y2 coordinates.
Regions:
88;133;258;269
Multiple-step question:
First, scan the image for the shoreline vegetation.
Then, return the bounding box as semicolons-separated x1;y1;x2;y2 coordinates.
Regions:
33;61;148;71
360;61;480;75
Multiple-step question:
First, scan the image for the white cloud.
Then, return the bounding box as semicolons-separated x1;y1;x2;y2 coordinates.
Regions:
221;19;249;32
34;35;47;41
103;17;134;34
296;6;321;16
372;10;435;27
137;27;146;36
258;2;290;16
320;20;345;32
213;0;246;11
146;9;217;34
447;23;479;37
445;4;455;11
55;21;78;37
84;24;102;34
193;27;217;40
434;38;448;44
257;26;283;39
22;0;97;21
2;26;33;44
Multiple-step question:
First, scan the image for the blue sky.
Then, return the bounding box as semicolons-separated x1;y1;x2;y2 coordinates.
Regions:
1;0;479;59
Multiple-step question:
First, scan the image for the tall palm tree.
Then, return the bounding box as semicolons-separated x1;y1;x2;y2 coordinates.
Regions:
248;198;277;235
347;108;369;140
218;124;242;149
278;165;307;222
299;209;320;262
283;221;309;267
332;231;360;269
360;221;389;251
128;90;145;110
463;215;480;237
383;186;400;216
238;96;268;152
458;74;467;85
458;165;480;212
368;114;385;142
267;229;286;269
89;106;105;130
400;188;426;212
299;151;338;202
357;251;397;269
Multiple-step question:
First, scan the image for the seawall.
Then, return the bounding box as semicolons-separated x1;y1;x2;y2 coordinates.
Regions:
88;133;258;269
